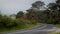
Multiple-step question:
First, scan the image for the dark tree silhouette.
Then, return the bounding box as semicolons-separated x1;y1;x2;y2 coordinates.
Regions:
16;11;24;19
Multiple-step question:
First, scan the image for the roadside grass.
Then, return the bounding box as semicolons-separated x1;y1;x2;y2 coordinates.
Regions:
49;32;60;34
0;24;37;32
0;33;2;34
56;24;60;28
0;15;38;33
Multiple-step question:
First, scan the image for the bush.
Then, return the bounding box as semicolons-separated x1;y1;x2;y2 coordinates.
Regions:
0;16;17;28
0;15;35;29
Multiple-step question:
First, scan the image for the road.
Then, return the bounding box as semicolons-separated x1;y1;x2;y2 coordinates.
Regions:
4;24;57;34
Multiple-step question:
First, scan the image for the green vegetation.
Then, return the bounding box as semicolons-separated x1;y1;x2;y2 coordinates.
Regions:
0;14;37;32
56;24;60;28
0;23;36;32
49;32;60;34
16;11;24;19
25;0;60;24
0;0;60;32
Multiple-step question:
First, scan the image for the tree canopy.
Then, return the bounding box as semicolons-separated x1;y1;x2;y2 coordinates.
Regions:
16;11;24;19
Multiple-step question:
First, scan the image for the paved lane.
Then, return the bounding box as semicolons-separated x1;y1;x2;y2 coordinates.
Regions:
4;24;57;34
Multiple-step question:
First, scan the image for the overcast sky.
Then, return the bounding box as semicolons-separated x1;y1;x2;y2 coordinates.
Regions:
0;0;56;15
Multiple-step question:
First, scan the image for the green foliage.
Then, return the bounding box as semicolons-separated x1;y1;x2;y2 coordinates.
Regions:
32;1;45;9
0;16;23;26
56;24;60;28
16;11;24;19
26;1;45;23
49;32;60;34
0;14;36;32
0;15;17;28
25;0;60;24
46;0;60;24
0;0;60;32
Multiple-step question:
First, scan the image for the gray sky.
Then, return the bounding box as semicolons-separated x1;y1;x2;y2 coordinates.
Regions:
0;0;56;15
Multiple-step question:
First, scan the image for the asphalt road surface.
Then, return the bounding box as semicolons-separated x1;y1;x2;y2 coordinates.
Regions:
3;24;57;34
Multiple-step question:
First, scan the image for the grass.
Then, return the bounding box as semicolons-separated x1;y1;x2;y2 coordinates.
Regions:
49;32;60;34
56;24;60;28
0;16;38;32
0;33;2;34
0;24;37;32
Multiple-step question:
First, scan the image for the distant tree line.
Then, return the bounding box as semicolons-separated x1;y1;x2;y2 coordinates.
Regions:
16;0;60;24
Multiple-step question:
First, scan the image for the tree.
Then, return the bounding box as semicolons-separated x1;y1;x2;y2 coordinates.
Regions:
0;11;2;19
16;11;24;19
26;0;60;24
32;1;45;9
46;0;60;24
56;0;60;23
26;1;45;22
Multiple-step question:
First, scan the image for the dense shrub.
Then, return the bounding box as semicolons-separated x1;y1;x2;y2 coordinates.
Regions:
0;15;35;29
0;16;17;28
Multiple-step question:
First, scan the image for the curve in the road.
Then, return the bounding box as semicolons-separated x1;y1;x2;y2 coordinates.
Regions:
4;24;57;34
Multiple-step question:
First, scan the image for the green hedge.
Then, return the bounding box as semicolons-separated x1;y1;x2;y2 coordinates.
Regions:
0;15;35;29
